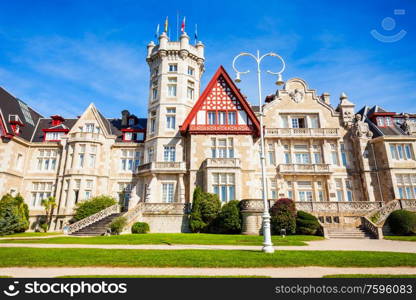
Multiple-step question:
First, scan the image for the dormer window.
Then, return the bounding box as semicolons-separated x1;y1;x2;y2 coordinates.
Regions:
376;117;384;127
45;132;64;141
128;118;135;126
385;117;392;127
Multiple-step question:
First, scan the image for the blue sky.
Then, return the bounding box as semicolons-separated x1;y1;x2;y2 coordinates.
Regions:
0;0;415;118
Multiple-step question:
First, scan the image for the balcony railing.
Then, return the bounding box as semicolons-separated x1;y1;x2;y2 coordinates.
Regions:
278;163;331;174
265;128;339;138
68;132;104;143
240;199;384;213
204;158;241;168
136;161;186;174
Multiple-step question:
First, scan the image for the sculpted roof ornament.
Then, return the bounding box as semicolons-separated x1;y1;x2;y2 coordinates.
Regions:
289;88;304;103
400;114;416;135
352;113;373;138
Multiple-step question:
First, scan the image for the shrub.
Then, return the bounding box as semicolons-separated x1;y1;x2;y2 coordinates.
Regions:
296;211;320;235
110;216;127;235
131;222;150;234
189;186;221;233
211;200;242;234
0;194;29;236
73;196;117;222
387;210;416;236
270;198;297;235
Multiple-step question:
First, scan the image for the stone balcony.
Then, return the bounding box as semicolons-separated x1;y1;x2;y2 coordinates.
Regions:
278;163;332;174
265;128;339;138
203;158;241;169
67;132;105;144
136;161;186;174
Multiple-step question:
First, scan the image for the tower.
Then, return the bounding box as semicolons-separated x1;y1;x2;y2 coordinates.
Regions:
141;30;205;204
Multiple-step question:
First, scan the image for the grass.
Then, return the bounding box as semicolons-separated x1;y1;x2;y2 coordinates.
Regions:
0;233;323;246
0;248;416;268
0;276;12;278
324;274;416;278
0;232;62;238
385;236;416;242
57;275;269;278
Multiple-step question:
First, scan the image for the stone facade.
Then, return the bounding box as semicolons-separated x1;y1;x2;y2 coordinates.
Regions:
1;33;416;234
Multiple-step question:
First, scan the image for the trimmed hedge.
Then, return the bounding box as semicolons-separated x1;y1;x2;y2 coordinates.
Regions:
270;198;297;235
387;210;416;236
296;211;320;235
131;222;150;234
110;217;127;235
73;196;117;222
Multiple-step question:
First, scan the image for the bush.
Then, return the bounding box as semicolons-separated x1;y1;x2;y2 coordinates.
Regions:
73;196;117;222
296;211;320;235
211;200;242;234
0;194;29;236
189;186;221;233
387;210;416;236
110;216;127;235
131;222;150;234
270;198;297;235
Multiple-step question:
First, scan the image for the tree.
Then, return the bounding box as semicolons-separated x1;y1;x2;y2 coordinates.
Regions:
0;193;29;236
212;200;242;234
41;196;56;232
270;198;297;235
189;186;221;233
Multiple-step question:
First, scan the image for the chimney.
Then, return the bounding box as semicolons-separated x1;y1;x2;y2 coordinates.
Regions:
321;92;330;105
121;110;130;126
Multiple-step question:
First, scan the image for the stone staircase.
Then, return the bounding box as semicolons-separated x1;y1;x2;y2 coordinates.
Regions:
70;213;122;236
327;225;374;239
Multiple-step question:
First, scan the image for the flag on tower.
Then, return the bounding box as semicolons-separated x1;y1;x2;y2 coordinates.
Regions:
155;24;160;38
194;24;198;41
164;16;168;32
181;17;186;33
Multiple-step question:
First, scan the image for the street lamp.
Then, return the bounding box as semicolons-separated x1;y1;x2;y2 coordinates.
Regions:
232;50;285;253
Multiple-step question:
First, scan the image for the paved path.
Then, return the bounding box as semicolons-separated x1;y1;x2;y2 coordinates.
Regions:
0;239;415;253
1;267;416;278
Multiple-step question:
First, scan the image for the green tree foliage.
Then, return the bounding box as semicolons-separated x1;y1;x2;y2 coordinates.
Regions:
40;196;56;232
270;198;297;235
0;193;29;236
211;200;242;234
189;186;221;233
387;210;416;236
73;196;117;222
296;211;321;235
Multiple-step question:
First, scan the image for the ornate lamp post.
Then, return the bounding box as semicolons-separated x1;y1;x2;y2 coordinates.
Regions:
232;50;285;253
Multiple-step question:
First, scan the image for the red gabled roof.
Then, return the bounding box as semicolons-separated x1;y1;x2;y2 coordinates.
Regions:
180;65;260;136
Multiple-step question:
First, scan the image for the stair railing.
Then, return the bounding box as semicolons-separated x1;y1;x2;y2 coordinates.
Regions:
365;199;401;225
122;202;145;228
64;204;120;235
361;216;383;239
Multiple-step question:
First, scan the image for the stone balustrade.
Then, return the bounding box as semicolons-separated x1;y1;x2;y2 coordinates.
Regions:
136;161;186;174
278;163;332;174
204;158;241;168
143;202;190;214
68;132;104;143
265;128;339;138
64;204;120;235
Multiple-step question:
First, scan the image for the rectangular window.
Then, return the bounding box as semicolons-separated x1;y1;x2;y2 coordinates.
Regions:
78;153;84;168
166;108;176;130
36;149;57;171
335;179;344;201
340;143;348;167
162;183;175;203
291;117;305;128
268;143;275;165
228;111;237;125
85;123;95;133
218;111;226;125
396;174;416;199
168;77;177;97
377;117;384;127
211;137;234;158
208;111;216;125
147;148;154;163
168;64;178;72
121;150;141;172
212;173;235;203
45;132;64;141
16;153;23;169
163;146;176;162
330;144;339;165
187;81;195;99
390;143;413;160
31;182;53;207
385;117;392;127
187;66;194;76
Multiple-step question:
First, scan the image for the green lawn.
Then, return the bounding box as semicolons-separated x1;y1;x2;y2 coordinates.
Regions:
1;248;415;268
57;275;269;278
0;233;323;246
324;274;416;278
0;232;62;238
385;236;416;242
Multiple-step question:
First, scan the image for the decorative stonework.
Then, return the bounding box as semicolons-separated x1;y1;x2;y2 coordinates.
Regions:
289;89;304;103
400;114;416;135
352;114;373;138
